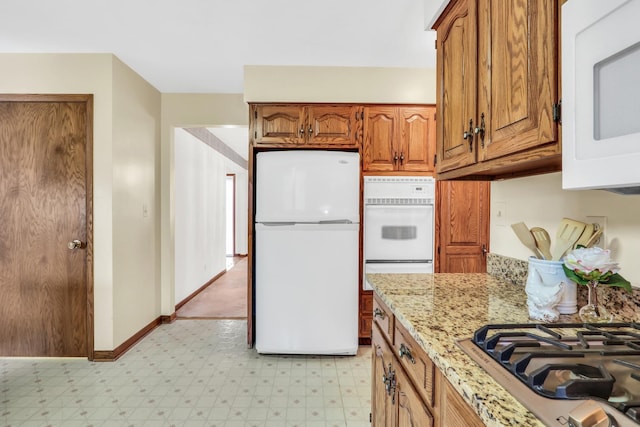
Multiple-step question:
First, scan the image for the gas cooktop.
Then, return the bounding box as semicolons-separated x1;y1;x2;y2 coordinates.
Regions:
457;322;640;427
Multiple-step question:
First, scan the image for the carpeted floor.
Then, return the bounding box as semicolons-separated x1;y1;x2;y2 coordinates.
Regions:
176;256;248;319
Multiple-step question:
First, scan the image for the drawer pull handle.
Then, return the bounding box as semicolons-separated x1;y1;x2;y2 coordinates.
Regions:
373;308;386;319
399;343;415;364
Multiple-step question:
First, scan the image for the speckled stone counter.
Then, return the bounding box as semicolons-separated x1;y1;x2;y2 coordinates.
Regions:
366;273;580;427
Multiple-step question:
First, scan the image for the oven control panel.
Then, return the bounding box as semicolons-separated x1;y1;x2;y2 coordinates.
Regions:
364;176;435;203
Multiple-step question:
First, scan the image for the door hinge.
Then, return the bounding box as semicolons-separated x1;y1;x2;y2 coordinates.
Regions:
254;131;257;139
553;100;561;123
435;39;437;49
433;154;437;165
254;110;257;119
437;246;441;255
369;413;372;423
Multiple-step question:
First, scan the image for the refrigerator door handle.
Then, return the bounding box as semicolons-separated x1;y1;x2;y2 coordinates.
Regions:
259;222;296;226
318;219;354;224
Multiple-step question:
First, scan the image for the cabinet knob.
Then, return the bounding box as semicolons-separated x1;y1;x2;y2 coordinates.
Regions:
399;152;404;165
299;126;305;136
393;152;399;163
308;124;313;135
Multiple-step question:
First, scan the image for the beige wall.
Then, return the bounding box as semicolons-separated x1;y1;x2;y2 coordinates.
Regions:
244;65;436;104
491;172;640;288
0;53;163;350
111;57;162;346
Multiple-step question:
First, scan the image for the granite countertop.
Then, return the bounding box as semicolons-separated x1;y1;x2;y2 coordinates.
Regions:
366;272;581;427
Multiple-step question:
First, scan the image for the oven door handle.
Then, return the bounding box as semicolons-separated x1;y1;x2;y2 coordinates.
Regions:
364;203;434;208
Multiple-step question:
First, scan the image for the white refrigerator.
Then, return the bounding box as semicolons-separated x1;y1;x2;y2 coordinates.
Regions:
254;150;360;355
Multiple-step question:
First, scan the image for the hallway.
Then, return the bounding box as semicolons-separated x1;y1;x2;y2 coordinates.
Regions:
176;257;247;319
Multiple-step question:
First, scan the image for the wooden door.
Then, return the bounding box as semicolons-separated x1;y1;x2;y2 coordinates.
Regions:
372;325;394;427
436;0;478;173
252;104;305;144
0;94;93;357
307;105;360;146
435;180;489;273
398;106;436;173
477;0;558;161
363;106;398;172
396;365;434;427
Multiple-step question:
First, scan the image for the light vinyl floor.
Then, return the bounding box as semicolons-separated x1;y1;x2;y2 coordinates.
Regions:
1;320;372;427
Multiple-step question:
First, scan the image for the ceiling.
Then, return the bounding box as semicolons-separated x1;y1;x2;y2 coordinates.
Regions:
0;0;437;94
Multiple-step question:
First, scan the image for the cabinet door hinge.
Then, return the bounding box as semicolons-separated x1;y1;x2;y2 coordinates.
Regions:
369;413;372;423
254;130;257;139
437;246;441;255
553;100;562;123
433;154;437;165
254;110;257;119
435;39;437;50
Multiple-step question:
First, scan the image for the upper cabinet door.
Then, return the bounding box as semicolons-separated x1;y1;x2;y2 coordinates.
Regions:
399;107;436;173
436;0;478;173
363;106;398;172
253;104;305;144
477;0;558;161
307;105;361;146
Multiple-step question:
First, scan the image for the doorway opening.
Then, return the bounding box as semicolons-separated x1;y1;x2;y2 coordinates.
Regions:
226;174;236;259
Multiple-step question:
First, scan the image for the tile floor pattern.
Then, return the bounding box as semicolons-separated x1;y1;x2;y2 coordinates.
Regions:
1;320;372;427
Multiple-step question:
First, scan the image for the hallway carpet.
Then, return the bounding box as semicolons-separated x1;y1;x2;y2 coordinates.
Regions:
176;257;247;319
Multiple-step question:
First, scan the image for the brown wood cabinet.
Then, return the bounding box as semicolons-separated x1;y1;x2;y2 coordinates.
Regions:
372;304;435;427
363;106;436;173
251;104;362;147
434;0;561;180
359;293;374;342
435;180;490;273
371;294;483;427
438;376;485;427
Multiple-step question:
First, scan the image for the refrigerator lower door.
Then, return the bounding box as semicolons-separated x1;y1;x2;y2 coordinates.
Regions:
255;222;359;355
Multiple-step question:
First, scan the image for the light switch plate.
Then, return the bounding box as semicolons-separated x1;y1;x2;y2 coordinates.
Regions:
494;202;507;226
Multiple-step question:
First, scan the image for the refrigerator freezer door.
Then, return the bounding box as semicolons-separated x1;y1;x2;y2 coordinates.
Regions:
255;151;360;223
255;223;359;355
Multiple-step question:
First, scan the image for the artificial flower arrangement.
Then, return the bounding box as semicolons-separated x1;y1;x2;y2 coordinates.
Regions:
562;247;631;291
562;247;631;322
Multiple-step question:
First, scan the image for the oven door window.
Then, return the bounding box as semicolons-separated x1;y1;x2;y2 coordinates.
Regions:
364;205;433;262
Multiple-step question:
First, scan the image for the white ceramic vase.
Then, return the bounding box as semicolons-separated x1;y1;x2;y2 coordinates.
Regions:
526;257;577;321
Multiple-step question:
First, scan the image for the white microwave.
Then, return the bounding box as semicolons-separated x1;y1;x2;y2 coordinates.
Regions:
562;0;640;194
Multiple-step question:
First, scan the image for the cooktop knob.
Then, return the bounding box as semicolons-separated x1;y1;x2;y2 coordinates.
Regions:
568;401;613;427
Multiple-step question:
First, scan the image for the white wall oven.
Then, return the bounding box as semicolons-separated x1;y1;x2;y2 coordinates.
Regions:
562;0;640;193
363;176;435;290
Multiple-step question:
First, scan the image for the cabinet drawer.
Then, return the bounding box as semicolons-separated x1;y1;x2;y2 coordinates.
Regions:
373;295;394;344
394;322;435;408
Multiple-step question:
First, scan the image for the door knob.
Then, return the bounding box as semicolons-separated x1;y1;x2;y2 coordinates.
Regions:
68;239;84;250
